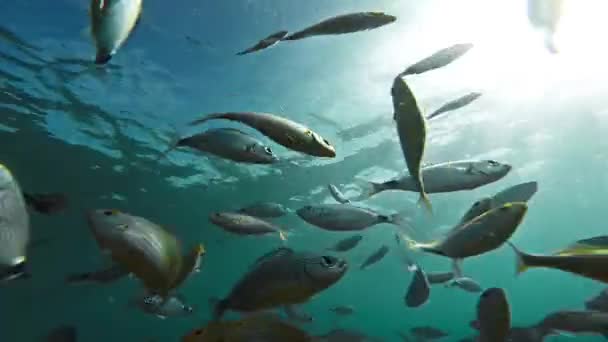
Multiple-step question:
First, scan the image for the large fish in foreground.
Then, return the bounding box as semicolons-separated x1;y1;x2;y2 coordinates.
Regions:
89;0;143;64
189;112;336;157
399;43;474;77
0;163;30;282
392;77;432;213
282;12;396;41
236;30;288;56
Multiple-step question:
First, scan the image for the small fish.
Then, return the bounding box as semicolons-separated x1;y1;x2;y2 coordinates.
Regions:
508;243;608;284
209;212;288;241
66;264;129;285
213;247;347;319
158;128;278;164
360;245;389;270
46;325;77;342
426;92;482;120
183;313;312;342
358;160;511;200
399;43;474;77
236;30;288;55
426;272;455;285
410;326;448;340
297;204;403;231
282;12;396;41
238;202;289;218
0;163;30;282
392;77;431;213
537;310;608;338
23;192;68;215
328;184;350;204
446;277;483;293
404;264;430;308
131;293;194;319
330;305;355;316
326;235;363;252
585;288;608;312
527;0;564;53
476;288;511;342
89;0;142;64
189;112;335;158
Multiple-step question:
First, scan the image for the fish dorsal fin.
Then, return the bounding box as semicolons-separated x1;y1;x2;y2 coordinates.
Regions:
252;247;294;268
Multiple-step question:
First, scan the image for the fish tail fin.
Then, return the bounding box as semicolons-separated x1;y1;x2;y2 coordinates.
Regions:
507;242;530;275
155;132;184;162
355;181;387;200
418;193;433;215
387;212;405;227
213;298;229;321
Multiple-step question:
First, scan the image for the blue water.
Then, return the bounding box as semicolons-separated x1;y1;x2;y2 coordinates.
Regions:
2;0;608;341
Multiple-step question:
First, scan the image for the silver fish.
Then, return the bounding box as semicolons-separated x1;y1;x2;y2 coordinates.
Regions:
189;112;335;157
209;212;287;241
326;235;363;252
66;264;129;285
328;184;350;204
399;43;474;76
360;245;389;270
132;294;194;319
297;204;403;231
446;277;483;293
538;310;608;338
477;288;511;342
89;0;142;64
392;77;432;213
282;12;396;41
159;128;278;164
213;247;347;319
358;160;511;200
0;163;30;282
237;30;288;56
404;264;430;308
426;271;455;284
238;202;289;218
427;92;482;120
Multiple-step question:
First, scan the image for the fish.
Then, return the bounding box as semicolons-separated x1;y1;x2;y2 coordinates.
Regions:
0;163;30;282
476;288;511;342
236;30;288;55
399;43;474;77
238;202;289;218
209;212;288;241
330;305;355;316
326;235;363;252
404;263;430;308
357;160;511;200
527;0;564;53
392;76;432;213
360;245;389;270
282;12;396;41
297;204;404;231
66;264;130;285
46;325;77;342
552;235;608;256
23;192;68;215
158;128;279;164
328;184;350;204
89;0;143;64
585;288;608;312
459;182;538;224
87;209;202;296
167;243;206;288
405;203;527;263
189;112;335;157
182;313;312;342
213;247;347;319
537;310;608;338
508;242;608;284
426;271;455;284
446;277;483;293
426;92;482;120
410;326;448;340
131;293;194;319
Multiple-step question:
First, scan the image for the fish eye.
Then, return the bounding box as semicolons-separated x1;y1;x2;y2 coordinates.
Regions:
264;147;273;155
487;160;499;166
103;210;114;216
473;201;480;207
321;256;335;267
322;138;331;146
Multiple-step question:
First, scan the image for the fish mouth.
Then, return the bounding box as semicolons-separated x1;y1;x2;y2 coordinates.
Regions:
0;257;28;282
324;147;337;158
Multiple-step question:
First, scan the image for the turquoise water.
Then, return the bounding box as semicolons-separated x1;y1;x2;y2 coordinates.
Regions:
2;0;608;341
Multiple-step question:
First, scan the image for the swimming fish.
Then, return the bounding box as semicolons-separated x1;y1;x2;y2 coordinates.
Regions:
446;277;483;293
66;264;129;285
328;184;350;204
238;202;289;218
426;271;455;284
0;163;30;282
476;288;511;342
209;212;288;241
158;128;279;164
236;30;288;55
89;0;142;64
297;204;403;231
131;293;194;319
426;92;482;120
527;0;564;53
459;182;538;224
551;235;608;256
189;112;335;157
399;43;474;77
537;310;608;338
410;326;448;340
183;313;312;342
282;12;396;41
357;160;511;200
46;325;77;342
508;242;608;284
326;235;363;252
404;263;430;308
23;192;68;215
213;247;347;319
360;245;389;270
